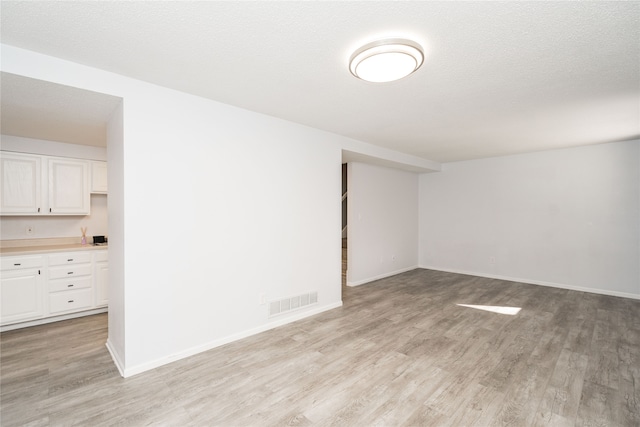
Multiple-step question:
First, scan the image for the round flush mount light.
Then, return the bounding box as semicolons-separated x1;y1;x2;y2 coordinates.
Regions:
349;38;424;83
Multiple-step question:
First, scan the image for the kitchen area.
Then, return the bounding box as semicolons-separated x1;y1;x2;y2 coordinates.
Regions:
1;72;120;332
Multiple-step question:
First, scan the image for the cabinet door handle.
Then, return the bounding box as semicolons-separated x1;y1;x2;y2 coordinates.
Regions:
38;207;40;212
67;272;74;275
68;284;74;288
67;259;73;262
13;263;21;266
68;300;74;303
50;208;52;213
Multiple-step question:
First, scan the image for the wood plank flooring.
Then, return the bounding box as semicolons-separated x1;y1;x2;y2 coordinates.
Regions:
1;269;639;426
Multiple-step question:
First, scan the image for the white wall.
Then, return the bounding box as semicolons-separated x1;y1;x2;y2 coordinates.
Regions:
106;100;125;368
347;162;419;286
0;135;109;241
120;88;344;372
1;44;436;377
419;140;640;298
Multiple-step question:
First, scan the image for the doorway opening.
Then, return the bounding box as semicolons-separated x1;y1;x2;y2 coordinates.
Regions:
342;163;348;291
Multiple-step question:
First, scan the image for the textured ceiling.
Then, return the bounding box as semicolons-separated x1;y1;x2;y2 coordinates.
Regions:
1;1;638;162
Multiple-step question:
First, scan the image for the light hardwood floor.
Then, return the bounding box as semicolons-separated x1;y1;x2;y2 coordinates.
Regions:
1;269;639;426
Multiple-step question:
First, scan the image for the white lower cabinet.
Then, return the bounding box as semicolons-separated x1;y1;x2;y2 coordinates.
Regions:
0;249;108;328
48;276;92;293
48;253;94;315
94;251;109;307
49;263;93;280
0;256;45;325
49;288;93;314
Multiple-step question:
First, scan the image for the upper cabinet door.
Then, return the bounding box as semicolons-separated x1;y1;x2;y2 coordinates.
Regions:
91;161;108;194
0;152;43;215
48;158;90;215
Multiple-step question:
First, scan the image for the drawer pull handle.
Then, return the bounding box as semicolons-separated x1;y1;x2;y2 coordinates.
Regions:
13;263;21;266
67;272;74;275
68;284;74;287
68;300;74;303
67;259;73;262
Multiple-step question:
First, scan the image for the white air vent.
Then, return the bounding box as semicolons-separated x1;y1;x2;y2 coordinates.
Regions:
269;301;281;316
291;296;300;309
268;291;318;317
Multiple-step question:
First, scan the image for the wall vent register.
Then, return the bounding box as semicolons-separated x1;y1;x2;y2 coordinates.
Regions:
269;291;318;317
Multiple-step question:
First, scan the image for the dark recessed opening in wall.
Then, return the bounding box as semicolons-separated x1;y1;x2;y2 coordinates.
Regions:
342;162;348;292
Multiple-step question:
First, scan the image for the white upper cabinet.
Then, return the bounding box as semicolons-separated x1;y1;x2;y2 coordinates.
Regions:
0;151;91;216
91;161;108;194
48;158;89;214
1;152;43;214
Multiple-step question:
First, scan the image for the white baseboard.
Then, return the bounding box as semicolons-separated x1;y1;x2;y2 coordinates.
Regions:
105;339;125;377
347;265;419;287
419;265;640;300
0;307;108;332
120;301;343;378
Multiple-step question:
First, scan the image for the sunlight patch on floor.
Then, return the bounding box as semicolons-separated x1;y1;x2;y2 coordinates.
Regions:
456;304;521;315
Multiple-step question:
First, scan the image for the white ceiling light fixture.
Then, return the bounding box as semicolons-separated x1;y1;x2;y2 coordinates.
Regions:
349;38;424;83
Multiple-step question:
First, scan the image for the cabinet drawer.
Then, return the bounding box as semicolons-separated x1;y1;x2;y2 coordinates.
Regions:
1;255;44;271
94;250;108;262
49;288;92;314
48;264;92;280
49;252;92;266
49;276;92;293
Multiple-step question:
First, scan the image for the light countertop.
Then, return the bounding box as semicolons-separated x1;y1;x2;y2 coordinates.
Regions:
0;238;108;256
